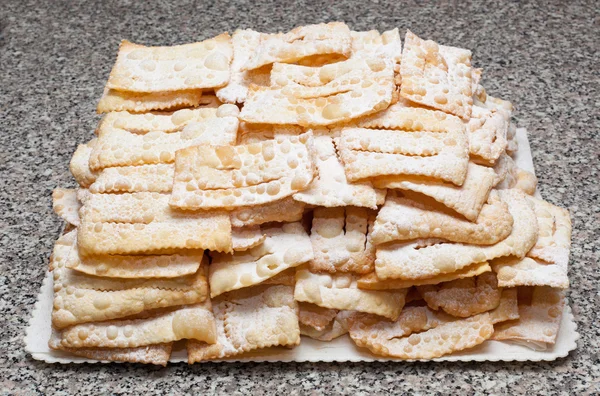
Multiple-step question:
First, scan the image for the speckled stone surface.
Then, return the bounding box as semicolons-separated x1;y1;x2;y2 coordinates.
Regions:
1;0;598;394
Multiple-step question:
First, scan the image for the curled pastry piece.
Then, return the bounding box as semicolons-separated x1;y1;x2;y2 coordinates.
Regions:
77;192;232;255
309;207;376;274
209;223;312;297
90;106;239;171
70;140;98;188
293;136;383;209
489;288;519;324
300;310;352;341
417;272;502;318
494;153;537;195
51;341;173;366
187;285;300;362
97;88;204;114
371;191;513;246
468;106;508;165
106;34;232;93
298;302;338;332
358;262;492;290
171;132;315;210
348;306;493;359
492;286;565;348
240;56;394;126
400;30;473;120
242;22;352;71
373;162;496;222
492;196;571;288
52;188;81;226
294;268;407;320
375;189;538;280
50;301;216;349
215;29;264;104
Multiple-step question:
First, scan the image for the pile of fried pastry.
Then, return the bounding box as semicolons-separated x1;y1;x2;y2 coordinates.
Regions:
48;22;571;365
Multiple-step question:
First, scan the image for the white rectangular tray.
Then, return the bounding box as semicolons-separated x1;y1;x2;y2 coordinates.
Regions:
25;128;579;363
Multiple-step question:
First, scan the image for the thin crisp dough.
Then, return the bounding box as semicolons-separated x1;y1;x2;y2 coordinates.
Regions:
417;272;502;317
66;247;202;279
70;141;98;188
338;125;469;186
50;301;216;349
209;223;312;297
170;132;315;210
187;285;300;362
229;197;305;228
372;162;496;222
215;29;263;104
293;136;382;209
309;207;376;274
371;192;513;246
348;306;493;359
90;164;175;193
492;286;564;345
89;105;239;170
50;232;208;328
77;192;232;255
294;268;407;320
97;88;203;114
357;262;492;290
106;35;232;92
468;106;508;165
374;189;538;280
52;188;81;226
240;56;394;126
400;30;473;120
50;340;172;366
242;22;352;71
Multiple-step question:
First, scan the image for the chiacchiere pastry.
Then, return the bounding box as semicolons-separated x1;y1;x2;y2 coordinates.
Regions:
46;22;572;364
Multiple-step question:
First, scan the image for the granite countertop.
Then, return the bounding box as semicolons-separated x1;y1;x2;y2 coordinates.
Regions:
1;0;598;393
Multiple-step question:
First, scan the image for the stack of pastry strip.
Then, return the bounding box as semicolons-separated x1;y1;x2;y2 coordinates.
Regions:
49;23;571;365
